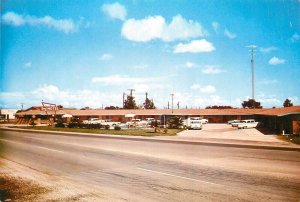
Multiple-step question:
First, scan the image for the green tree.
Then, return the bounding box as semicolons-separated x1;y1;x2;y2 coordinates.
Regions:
206;105;233;109
124;95;138;109
242;99;262;109
283;99;293;107
105;106;120;110
167;116;182;129
143;98;156;109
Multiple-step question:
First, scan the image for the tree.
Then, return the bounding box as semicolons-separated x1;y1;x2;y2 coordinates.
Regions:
143;98;156;109
206;105;233;109
283;99;293;107
105;106;120;110
124;95;138;109
241;99;262;109
167;116;182;129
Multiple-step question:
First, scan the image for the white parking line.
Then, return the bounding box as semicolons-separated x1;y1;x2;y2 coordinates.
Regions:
137;167;222;186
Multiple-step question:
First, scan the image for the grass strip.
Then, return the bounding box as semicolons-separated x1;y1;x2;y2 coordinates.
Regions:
9;126;183;136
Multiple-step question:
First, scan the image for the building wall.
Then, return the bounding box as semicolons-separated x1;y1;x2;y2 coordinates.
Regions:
255;114;300;134
0;109;18;120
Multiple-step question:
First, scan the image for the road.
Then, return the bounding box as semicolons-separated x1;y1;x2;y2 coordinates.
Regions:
0;129;299;201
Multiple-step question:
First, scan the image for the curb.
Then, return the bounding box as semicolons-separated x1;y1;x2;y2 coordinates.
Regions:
1;127;300;152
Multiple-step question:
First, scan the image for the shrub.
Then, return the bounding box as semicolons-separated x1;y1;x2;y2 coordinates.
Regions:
55;122;65;128
68;123;79;128
104;125;110;130
114;125;121;130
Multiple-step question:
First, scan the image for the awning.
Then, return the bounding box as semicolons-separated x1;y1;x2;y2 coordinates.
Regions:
62;114;73;118
125;113;135;118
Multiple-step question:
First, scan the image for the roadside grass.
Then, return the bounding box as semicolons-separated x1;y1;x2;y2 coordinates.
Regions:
277;135;300;145
9;126;183;136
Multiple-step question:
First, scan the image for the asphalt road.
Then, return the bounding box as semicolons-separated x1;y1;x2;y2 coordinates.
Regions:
0;130;299;201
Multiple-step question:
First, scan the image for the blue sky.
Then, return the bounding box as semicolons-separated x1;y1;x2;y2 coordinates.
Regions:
1;0;300;109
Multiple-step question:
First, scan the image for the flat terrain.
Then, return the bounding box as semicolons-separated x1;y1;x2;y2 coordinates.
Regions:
0;129;300;201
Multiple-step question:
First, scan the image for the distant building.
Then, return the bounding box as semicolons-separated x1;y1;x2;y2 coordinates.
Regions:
14;106;300;134
0;109;19;120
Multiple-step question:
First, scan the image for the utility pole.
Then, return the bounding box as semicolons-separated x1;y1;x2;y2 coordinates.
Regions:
247;45;256;100
145;92;148;100
168;101;169;109
170;93;174;113
128;89;135;97
177;101;180;109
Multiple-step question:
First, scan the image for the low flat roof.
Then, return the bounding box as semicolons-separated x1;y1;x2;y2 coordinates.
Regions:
16;107;300;117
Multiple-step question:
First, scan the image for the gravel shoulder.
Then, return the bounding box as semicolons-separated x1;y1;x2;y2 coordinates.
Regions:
0;158;125;201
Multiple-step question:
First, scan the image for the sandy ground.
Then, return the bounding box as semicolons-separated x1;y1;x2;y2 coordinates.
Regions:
0;158;125;201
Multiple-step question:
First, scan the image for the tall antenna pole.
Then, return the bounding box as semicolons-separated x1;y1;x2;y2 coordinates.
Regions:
251;47;254;100
247;45;256;101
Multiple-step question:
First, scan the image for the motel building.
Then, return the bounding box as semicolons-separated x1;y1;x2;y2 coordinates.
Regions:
15;105;300;135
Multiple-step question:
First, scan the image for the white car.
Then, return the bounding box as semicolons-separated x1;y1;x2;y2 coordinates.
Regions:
228;120;241;125
200;119;208;124
236;119;259;129
82;118;104;124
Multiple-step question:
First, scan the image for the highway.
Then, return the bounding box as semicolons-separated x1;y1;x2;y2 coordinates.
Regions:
0;129;299;201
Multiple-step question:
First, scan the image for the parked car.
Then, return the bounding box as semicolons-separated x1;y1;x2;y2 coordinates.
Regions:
228;120;241;125
82;118;104;124
200;119;208;124
236;119;259;129
126;119;145;127
183;117;203;129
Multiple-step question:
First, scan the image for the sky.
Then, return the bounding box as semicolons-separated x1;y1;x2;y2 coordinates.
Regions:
1;0;300;109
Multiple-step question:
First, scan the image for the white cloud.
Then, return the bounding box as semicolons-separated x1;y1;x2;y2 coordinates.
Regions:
269;57;285;65
193;95;227;107
202;65;226;74
257;93;281;106
121;15;207;42
190;84;201;90
190;84;216;94
161;15;207;41
290;33;300;42
184;61;197;68
259;46;277;53
224;29;237;39
122;16;164;42
174;39;215;53
212;21;219;33
101;2;127;21
99;53;113;61
288;96;298;104
91;75;164;85
2;12;25;26
200;85;216;94
2;11;77;34
24;62;32;68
